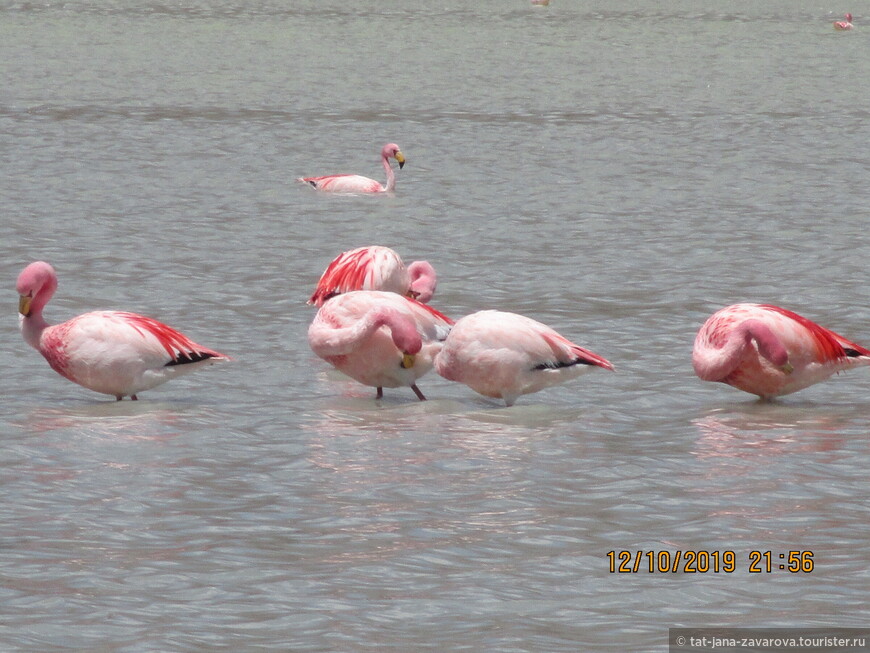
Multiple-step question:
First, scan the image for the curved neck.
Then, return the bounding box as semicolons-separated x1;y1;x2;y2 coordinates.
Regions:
19;276;56;350
694;319;788;381
407;261;437;303
310;306;421;357
382;154;396;192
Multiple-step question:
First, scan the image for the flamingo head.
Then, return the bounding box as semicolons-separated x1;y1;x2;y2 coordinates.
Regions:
17;261;57;317
382;143;405;169
846;13;853;21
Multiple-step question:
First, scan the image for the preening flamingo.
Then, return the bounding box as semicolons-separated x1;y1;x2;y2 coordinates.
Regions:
308;291;453;401
308;245;437;307
434;310;613;406
298;143;405;193
17;261;229;400
834;13;853;29
692;303;870;399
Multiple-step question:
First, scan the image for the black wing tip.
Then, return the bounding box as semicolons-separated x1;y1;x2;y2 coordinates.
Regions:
533;358;595;371
165;351;219;367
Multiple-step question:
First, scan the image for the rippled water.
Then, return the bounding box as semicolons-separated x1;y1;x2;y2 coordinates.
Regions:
2;0;869;650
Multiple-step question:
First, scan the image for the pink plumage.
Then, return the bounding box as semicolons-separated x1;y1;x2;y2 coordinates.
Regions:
434;310;613;406
834;13;853;29
298;143;405;193
693;303;870;399
17;261;229;400
308;245;437;307
308;290;453;401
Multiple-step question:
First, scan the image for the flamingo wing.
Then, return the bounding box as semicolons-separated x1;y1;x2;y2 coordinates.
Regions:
309;246;409;306
298;174;384;193
760;304;870;362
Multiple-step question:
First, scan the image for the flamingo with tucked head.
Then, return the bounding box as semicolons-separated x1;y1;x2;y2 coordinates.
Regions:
693;303;870;399
298;143;405;193
308;290;453;401
834;13;853;29
308;245;437;307
16;261;229;400
434;310;613;406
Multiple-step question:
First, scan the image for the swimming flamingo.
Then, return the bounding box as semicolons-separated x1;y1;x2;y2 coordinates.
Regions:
693;303;870;399
834;13;853;29
308;290;453;401
434;310;613;406
308;246;437;307
298;143;405;193
17;261;229;400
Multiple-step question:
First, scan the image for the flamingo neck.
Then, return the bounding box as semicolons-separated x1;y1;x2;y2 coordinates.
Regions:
382;154;396;192
407;261;437;303
695;319;788;381
20;306;50;352
311;307;421;357
19;275;57;351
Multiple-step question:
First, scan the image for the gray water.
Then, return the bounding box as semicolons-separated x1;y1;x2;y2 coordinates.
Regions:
2;0;870;650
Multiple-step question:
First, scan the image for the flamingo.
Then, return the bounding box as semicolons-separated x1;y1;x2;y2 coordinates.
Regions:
16;261;229;400
531;0;550;5
434;310;614;406
308;246;437;307
692;303;870;399
834;13;853;29
297;143;405;193
308;290;453;401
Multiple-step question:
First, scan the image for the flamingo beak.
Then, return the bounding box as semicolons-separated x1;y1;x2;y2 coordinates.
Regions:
401;353;415;369
18;294;32;317
406;289;419;300
395;151;405;169
781;362;794;375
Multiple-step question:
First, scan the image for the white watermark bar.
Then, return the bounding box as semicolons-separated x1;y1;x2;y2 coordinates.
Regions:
670;628;870;652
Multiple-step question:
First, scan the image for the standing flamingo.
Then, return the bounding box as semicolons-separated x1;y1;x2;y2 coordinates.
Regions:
434;310;613;406
692;303;870;399
833;13;853;29
298;143;405;193
16;261;229;400
308;246;437;307
308;290;453;401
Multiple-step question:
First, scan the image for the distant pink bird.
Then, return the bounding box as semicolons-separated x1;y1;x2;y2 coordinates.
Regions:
693;303;870;399
308;245;437;307
17;261;229;400
434;310;614;406
298;143;405;193
308;290;454;401
834;13;853;29
531;0;550;5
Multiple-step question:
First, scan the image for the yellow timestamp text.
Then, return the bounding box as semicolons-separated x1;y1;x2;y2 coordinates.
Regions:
606;550;814;574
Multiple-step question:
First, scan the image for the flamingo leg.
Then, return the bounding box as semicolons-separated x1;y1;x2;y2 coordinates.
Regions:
411;384;427;401
131;394;138;401
376;387;383;399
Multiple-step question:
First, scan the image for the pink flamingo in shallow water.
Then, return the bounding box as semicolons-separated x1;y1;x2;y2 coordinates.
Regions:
434;310;613;406
693;303;870;399
17;261;229;400
298;143;405;193
308;245;437;307
834;13;853;29
531;0;550;5
308;290;453;401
